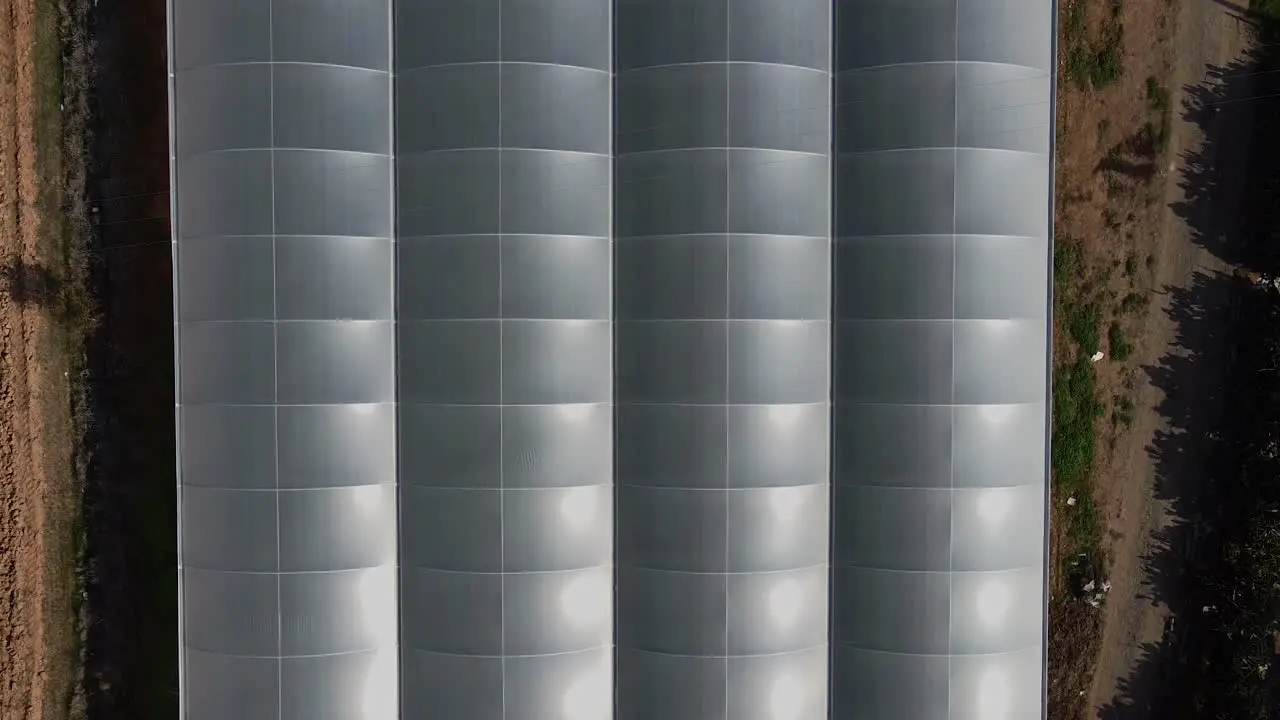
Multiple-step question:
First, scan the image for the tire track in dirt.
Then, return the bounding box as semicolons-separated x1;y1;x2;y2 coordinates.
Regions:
0;0;58;717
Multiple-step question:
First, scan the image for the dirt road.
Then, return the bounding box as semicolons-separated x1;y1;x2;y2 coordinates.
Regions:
0;0;79;718
1089;0;1255;716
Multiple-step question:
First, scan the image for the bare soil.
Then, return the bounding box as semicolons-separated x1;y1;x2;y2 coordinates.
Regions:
1049;0;1264;717
1088;0;1256;716
0;0;79;717
1050;0;1180;714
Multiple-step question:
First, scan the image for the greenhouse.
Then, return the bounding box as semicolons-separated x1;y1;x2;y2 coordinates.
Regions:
169;0;1054;717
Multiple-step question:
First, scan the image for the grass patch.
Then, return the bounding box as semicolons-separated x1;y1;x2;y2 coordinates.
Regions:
1053;355;1105;492
1063;0;1088;52
1055;238;1085;284
1124;252;1139;278
1253;0;1280;19
1068;301;1102;355
1121;291;1148;313
1144;76;1173;152
1064;0;1126;89
1048;348;1107;719
32;0;95;718
1056;239;1103;352
1113;394;1136;428
1049;234;1110;717
1146;75;1171;113
1109;322;1133;361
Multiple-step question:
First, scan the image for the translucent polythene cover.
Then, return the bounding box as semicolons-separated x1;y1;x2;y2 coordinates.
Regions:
394;1;614;718
614;0;832;717
171;0;396;717
172;0;1056;717
831;1;1054;719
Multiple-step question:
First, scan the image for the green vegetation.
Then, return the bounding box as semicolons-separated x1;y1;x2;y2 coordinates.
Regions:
1109;322;1132;361
1057;241;1104;353
1254;0;1280;18
1121;291;1148;313
1144;76;1173;152
1052;238;1106;562
1055;235;1085;284
1053;355;1104;497
1064;0;1126;89
1068;301;1101;354
1049;236;1107;716
1050;6;1152;715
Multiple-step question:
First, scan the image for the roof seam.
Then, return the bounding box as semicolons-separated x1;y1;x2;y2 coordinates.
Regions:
266;0;284;713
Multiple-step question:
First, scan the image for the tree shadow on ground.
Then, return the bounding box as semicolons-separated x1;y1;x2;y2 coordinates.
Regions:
1097;270;1246;720
79;0;178;717
0;258;60;308
1095;17;1280;720
1095;123;1164;183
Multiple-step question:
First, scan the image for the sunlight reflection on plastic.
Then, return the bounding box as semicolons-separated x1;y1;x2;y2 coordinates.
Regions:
975;488;1014;526
555;403;594;422
351;483;384;513
765;403;805;428
975;578;1012;629
977;667;1011;720
554;318;597;331
973;403;1018;425
361;648;397;718
358;566;397;646
348;402;380;418
561;653;611;720
559;486;597;533
769;672;806;720
768;577;804;628
768;486;806;524
560;571;610;630
975;318;1018;337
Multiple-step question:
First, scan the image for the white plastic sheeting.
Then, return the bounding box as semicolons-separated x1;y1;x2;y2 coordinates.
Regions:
170;1;1055;718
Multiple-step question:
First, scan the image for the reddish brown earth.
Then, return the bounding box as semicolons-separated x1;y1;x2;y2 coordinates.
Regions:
0;0;77;717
